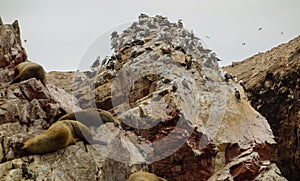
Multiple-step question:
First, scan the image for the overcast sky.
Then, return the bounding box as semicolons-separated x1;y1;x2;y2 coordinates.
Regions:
1;0;299;71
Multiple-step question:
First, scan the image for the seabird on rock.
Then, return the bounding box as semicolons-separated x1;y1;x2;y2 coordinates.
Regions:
139;13;149;19
91;56;100;68
203;73;212;81
178;19;183;28
111;31;118;40
181;79;190;90
106;61;115;70
172;81;178;92
239;80;246;91
233;76;238;83
234;88;241;101
224;72;232;82
185;55;192;70
101;56;110;67
145;47;153;51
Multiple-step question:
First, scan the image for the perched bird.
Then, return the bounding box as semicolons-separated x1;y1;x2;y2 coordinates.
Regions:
233;76;238;83
101;56;110;67
91;56;100;69
203;73;213;81
239;80;246;91
111;31;118;40
106;60;115;70
234;88;241;101
172;81;178;92
178;19;183;28
258;27;262;31
181;79;190;90
223;72;232;82
139;13;149;19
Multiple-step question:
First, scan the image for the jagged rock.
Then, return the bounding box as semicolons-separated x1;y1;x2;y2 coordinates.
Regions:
67;15;284;180
0;19;26;69
1;15;288;180
224;35;300;180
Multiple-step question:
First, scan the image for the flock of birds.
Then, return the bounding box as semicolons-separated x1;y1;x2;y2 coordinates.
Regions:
90;14;244;102
241;27;284;46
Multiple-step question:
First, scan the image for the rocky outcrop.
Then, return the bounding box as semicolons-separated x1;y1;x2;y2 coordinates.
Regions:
67;15;285;180
224;36;300;180
1;15;287;180
0;18;27;83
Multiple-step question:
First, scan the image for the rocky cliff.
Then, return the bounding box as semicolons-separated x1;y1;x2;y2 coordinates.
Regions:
0;15;287;180
224;35;300;181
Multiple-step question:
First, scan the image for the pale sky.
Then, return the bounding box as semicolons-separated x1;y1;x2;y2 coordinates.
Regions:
1;0;299;71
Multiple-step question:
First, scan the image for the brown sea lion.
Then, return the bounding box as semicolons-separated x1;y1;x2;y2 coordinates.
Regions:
128;172;168;181
10;61;46;86
53;108;119;127
22;120;93;154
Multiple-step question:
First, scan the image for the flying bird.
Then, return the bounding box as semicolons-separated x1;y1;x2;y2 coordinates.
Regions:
258;27;262;31
281;32;284;35
205;35;210;39
242;42;246;46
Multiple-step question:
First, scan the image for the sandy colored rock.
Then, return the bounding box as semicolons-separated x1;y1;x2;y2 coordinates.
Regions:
224;35;300;180
0;15;290;180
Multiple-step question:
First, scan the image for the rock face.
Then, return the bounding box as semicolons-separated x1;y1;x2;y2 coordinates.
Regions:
0;18;27;83
224;36;300;181
1;15;287;180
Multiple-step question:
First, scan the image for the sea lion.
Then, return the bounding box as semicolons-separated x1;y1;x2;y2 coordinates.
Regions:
10;61;46;86
128;172;168;181
22;120;93;154
54;108;119;127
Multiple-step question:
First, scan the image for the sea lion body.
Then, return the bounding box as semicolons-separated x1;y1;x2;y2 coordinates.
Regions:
10;62;46;86
128;172;167;181
22;120;93;154
56;108;119;127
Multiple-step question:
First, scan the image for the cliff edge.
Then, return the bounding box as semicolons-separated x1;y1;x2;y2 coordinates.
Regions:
224;35;300;181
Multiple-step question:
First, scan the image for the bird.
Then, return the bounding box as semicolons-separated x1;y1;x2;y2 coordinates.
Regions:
205;35;210;39
234;88;241;101
281;32;284;35
172;81;178;92
24;39;27;43
181;79;190;90
111;31;118;40
239;80;246;91
139;13;149;19
178;19;183;28
91;56;100;69
242;42;246;46
203;73;213;81
101;56;110;67
106;61;115;70
258;27;262;31
223;72;232;82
